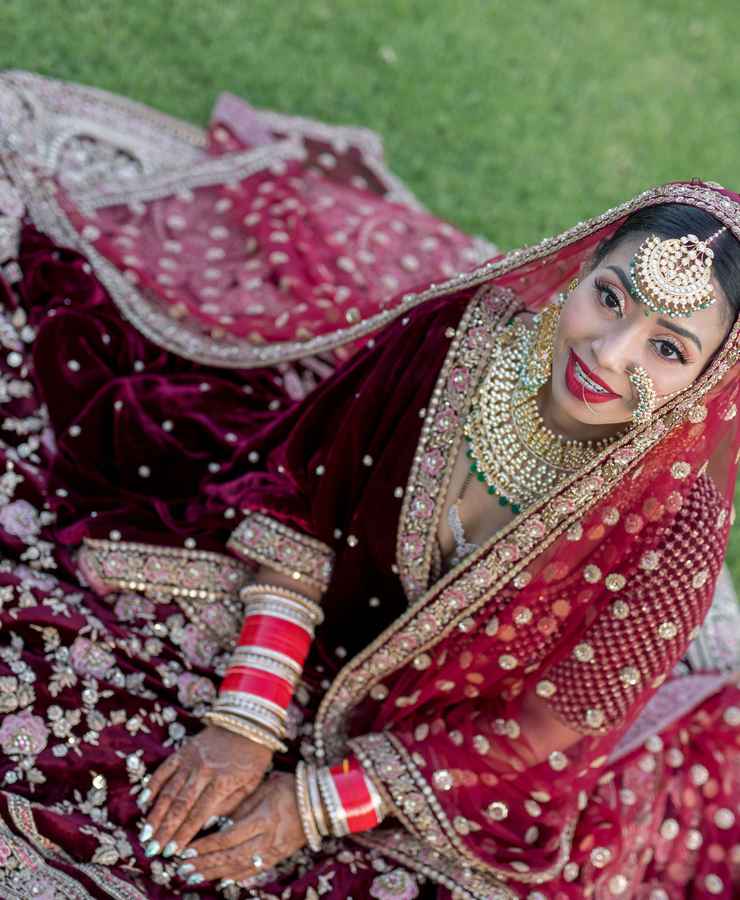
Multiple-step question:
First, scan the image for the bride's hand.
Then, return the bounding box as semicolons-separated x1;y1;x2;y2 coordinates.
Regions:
175;772;306;887
140;724;272;859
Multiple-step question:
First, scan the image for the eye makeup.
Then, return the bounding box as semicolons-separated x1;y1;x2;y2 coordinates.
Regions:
593;278;690;364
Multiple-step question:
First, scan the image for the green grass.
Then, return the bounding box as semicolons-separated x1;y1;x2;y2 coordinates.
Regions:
4;0;740;583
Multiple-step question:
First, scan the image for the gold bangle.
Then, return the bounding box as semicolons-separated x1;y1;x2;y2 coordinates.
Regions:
255;593;321;626
215;690;288;722
295;761;322;852
306;763;329;837
204;711;287;753
212;698;287;741
229;648;302;682
242;598;316;632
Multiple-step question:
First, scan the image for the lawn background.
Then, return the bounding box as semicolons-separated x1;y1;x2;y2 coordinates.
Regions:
4;0;740;581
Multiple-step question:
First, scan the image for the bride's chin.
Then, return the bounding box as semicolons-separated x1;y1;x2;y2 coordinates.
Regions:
549;381;623;432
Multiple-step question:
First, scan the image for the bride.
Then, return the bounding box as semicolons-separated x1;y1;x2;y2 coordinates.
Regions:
0;70;738;899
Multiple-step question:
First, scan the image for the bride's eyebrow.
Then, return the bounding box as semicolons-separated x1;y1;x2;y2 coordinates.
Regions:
605;264;703;352
605;264;644;304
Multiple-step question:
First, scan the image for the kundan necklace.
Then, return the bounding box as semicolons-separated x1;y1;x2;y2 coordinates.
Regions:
462;320;620;514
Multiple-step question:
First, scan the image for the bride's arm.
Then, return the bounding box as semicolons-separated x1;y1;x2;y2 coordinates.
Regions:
142;560;325;861
252;563;324;603
141;298;464;869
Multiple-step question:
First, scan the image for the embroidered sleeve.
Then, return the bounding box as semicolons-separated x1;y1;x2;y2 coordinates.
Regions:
77;538;250;644
227;512;334;593
541;474;730;736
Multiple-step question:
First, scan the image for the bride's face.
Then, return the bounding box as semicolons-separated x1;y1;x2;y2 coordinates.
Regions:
547;235;733;438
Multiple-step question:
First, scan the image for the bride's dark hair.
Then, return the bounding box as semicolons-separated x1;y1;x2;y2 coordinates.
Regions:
592;203;740;319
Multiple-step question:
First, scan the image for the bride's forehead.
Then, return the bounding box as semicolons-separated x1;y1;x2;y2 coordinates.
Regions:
592;236;732;343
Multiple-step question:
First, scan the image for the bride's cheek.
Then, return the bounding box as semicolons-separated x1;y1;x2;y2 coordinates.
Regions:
557;297;585;345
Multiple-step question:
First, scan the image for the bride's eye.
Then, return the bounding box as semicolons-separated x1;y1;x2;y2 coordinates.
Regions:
594;279;624;315
652;338;687;364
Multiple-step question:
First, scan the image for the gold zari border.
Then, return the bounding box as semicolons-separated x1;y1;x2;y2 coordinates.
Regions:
2;793;148;900
352;831;516;900
228;511;334;593
79;538;249;644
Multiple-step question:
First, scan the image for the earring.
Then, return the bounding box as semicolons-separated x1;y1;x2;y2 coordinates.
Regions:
568;278;580;293
521;295;563;395
628;366;656;425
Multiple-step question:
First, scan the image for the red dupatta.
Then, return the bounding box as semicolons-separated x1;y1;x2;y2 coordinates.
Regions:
302;183;740;895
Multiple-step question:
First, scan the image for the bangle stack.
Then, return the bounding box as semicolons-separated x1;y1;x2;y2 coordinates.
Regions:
294;755;386;850
205;583;323;752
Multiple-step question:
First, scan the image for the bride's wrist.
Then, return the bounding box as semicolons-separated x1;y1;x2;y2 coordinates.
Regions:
212;582;322;753
295;755;386;851
203;710;286;753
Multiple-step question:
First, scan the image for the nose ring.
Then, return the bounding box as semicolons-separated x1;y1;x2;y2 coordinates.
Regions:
627;366;656;426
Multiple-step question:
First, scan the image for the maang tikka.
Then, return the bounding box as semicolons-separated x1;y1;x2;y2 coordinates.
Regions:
631;227;727;318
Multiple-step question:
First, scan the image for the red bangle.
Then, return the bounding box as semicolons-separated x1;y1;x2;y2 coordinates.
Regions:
329;757;382;832
238;615;312;664
221;668;294;709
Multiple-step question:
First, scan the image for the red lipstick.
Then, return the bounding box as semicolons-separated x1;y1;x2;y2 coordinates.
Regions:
565;350;622;404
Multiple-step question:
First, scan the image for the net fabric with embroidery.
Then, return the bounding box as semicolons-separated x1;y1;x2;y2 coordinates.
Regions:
543;475;728;736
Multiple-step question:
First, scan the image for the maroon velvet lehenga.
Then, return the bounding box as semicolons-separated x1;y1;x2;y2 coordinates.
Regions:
0;71;738;900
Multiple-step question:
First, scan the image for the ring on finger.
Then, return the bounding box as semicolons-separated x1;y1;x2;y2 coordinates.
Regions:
251;853;264;870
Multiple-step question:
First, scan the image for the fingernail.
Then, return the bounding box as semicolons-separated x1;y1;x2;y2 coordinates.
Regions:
187;873;204;885
138;823;153;843
137;788;151;807
162;841;178;858
177;863;196;877
179;847;198;859
144;840;160;858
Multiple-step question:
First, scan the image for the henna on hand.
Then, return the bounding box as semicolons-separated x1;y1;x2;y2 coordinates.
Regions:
141;724;273;858
181;773;306;884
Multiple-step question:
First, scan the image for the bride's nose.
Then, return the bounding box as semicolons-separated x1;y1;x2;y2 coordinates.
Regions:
590;323;637;375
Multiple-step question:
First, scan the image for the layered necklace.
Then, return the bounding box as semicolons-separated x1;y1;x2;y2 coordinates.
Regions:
462;320;619;514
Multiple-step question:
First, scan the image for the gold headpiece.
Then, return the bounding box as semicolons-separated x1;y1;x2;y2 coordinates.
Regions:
631;227;727;318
